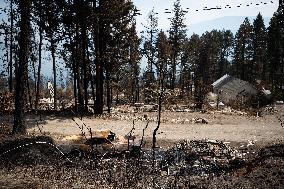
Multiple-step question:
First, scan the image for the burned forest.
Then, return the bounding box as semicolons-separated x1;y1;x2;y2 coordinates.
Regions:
0;0;284;188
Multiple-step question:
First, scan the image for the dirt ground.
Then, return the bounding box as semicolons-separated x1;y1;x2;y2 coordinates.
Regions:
24;105;284;148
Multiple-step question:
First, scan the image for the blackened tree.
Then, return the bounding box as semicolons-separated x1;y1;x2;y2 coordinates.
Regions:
8;0;15;93
218;30;234;79
156;31;171;83
267;0;284;99
168;0;187;89
142;8;158;81
13;0;32;134
252;13;268;82
128;24;141;105
141;8;158;104
234;17;254;82
184;34;201;95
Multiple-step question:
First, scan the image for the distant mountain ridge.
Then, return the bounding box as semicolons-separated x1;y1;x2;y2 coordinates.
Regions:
188;16;271;35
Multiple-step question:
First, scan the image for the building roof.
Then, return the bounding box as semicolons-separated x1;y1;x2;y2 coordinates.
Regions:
211;74;259;103
212;74;232;89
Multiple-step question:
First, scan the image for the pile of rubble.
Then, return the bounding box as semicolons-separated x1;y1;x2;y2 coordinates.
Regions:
260;104;279;116
97;113;210;124
208;107;248;116
163;117;209;124
0;133;283;188
111;104;250;117
111;104;193;114
159;140;247;176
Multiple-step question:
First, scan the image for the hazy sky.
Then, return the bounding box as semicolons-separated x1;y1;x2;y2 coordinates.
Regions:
133;0;278;32
0;0;279;32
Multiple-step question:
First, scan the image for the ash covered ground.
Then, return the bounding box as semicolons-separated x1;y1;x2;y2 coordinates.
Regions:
0;104;283;188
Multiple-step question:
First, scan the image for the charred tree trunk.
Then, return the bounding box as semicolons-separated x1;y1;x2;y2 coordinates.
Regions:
72;55;78;112
106;64;111;113
152;67;165;167
32;55;37;100
81;24;89;112
94;3;104;115
67;29;78;112
110;85;113;105
87;49;96;114
35;26;43;112
131;80;135;105
116;76;119;105
90;71;96;112
171;53;177;89
95;47;104;114
13;0;31;135
77;65;84;112
51;39;57;110
27;78;33;110
8;0;14;93
136;77;140;102
75;24;85;113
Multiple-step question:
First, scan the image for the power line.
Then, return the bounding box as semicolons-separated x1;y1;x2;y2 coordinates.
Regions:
162;1;275;13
